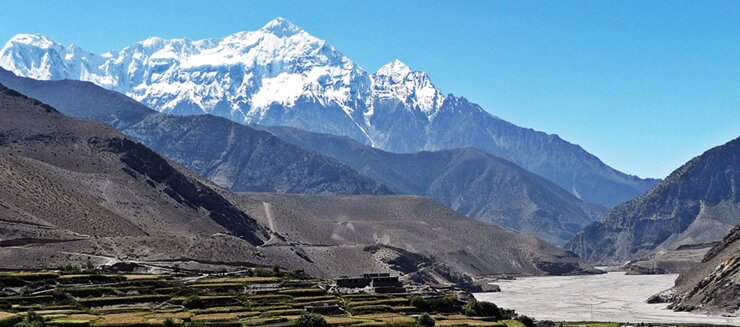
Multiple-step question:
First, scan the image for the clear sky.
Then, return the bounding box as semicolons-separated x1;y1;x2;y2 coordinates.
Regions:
1;0;738;179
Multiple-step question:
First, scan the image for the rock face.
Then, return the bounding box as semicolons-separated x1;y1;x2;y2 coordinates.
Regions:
567;137;740;264
668;224;740;314
262;126;605;245
0;68;391;196
0;68;604;244
0;19;658;207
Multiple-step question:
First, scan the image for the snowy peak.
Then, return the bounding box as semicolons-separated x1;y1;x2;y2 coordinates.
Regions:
376;59;412;79
1;34;70;80
260;17;304;37
5;34;60;49
0;18;371;119
0;19;444;127
371;59;444;114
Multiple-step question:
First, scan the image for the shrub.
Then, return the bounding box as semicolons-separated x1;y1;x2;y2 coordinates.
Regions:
163;318;176;327
183;295;205;309
295;313;328;327
517;315;534;327
59;263;80;274
416;313;435;327
13;310;45;327
409;295;425;309
464;299;501;318
409;295;460;313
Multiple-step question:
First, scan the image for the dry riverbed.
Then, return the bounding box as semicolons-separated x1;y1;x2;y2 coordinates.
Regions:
475;272;740;326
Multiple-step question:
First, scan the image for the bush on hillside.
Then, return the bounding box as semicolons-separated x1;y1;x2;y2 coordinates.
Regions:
517;315;535;327
464;299;502;318
416;313;435;327
296;313;328;327
409;295;460;313
13;310;44;327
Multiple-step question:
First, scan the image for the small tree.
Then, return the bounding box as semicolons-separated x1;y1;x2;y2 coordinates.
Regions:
163;318;176;327
416;313;435;327
271;264;281;277
296;313;328;327
85;257;95;270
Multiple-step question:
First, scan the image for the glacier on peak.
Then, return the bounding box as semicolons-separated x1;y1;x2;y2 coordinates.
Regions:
0;18;446;135
7;34;59;48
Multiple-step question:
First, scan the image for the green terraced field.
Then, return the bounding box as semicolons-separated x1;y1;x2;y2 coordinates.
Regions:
0;270;525;327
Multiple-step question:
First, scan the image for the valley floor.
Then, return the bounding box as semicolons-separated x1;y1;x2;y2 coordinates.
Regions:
475;272;740;326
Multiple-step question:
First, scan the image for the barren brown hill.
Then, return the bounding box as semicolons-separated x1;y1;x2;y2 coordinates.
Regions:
0;83;277;267
230;193;599;278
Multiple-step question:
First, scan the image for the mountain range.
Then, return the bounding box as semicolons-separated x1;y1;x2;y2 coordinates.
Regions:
0;18;659;207
567;136;740;264
262;126;606;244
0;83;597;284
0;68;390;196
0;68;606;244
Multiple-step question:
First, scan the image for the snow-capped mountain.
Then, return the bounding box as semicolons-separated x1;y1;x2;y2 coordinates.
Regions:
0;17;659;207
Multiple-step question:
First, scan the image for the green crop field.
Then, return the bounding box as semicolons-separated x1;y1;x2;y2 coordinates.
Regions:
0;270;532;327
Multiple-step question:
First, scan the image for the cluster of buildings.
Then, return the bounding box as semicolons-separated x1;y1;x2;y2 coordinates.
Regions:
331;273;405;294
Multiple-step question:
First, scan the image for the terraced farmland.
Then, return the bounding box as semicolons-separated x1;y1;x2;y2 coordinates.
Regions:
0;271;527;327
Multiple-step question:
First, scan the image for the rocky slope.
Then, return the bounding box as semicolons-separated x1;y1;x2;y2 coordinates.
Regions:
0;68;390;195
0;82;273;267
567;137;740;264
667;224;739;314
0;68;604;244
0;18;659;207
624;244;713;275
229;193;600;279
0;84;598;283
263;126;604;244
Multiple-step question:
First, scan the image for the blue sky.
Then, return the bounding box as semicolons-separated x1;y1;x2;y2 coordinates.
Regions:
1;0;738;178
